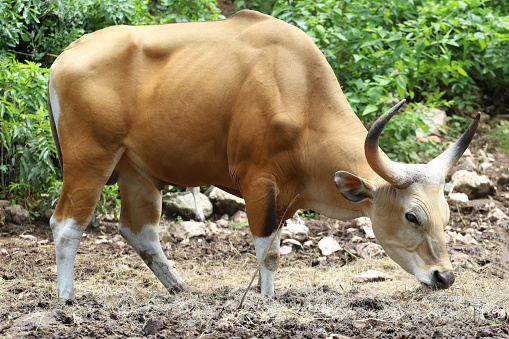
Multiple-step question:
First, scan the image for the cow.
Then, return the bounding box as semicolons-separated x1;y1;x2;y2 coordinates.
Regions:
47;10;479;300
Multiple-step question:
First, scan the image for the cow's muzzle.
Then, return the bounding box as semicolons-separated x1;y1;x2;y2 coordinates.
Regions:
432;270;455;289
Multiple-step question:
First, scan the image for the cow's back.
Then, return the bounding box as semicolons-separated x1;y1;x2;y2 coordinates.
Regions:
49;10;344;189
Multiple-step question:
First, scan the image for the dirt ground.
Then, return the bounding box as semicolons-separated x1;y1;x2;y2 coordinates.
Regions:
1;132;509;338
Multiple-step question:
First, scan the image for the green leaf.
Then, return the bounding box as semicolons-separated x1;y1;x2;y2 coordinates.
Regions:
361;105;378;117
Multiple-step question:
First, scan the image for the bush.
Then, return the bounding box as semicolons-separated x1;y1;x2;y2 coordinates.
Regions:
0;54;57;208
272;0;508;161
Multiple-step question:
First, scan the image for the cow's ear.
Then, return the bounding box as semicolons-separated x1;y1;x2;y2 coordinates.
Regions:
334;171;374;202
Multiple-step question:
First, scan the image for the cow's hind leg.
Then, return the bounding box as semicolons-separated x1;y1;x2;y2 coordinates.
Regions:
117;158;185;291
51;150;123;300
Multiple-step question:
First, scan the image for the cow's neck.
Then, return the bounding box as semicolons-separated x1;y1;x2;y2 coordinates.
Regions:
297;94;380;220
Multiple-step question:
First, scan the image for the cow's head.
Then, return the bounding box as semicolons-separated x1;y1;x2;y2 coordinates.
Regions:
334;100;479;289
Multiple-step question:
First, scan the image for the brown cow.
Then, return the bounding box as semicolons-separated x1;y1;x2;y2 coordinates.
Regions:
47;10;478;299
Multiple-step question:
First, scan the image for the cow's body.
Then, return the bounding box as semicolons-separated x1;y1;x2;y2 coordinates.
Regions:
48;10;477;299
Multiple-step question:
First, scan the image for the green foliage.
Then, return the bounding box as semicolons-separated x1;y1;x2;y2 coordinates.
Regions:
487;121;509;153
273;0;508;160
235;0;276;14
0;54;57;207
299;209;319;218
1;0;222;67
0;0;222;212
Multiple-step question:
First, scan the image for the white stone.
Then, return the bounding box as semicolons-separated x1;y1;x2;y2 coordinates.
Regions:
207;187;245;215
282;238;303;249
231;210;248;223
5;205;30;225
352;270;393;283
171;221;207;240
451;170;496;199
281;223;309;242
280;245;293;256
488;208;508;222
448;193;469;203
450;252;470;262
205;222;219;235
216;219;229;228
355;242;385;259
162;191;213;220
318;237;342;256
456;233;478;245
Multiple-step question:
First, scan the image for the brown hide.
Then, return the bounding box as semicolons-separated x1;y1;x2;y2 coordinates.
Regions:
49;10;371;234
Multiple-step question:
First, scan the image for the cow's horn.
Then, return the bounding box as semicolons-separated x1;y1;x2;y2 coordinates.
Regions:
428;113;480;175
364;99;411;189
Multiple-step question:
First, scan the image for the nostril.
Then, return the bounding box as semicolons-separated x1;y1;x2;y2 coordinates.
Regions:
433;270;455;288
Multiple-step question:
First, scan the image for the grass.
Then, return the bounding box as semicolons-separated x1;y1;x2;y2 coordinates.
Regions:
1;227;508;337
487;121;509;153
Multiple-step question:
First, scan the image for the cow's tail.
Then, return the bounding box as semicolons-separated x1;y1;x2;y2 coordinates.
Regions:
47;75;64;175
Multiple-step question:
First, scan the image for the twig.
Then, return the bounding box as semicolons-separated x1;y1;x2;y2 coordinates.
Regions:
237;194;299;309
456;204;468;230
344;248;359;260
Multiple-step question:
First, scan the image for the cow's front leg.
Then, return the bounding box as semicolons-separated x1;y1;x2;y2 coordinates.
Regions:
242;177;281;296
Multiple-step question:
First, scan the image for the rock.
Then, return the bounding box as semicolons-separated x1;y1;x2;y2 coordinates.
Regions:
19;234;37;241
450;252;470;262
0;200;10;208
52;309;72;324
205;222;219;235
231;210;248;223
452;157;477;174
348;217;375;239
318;237;342;256
0;207;5;227
171;221;206;241
94;238;110;244
303;240;314;248
360;225;375;239
207;187;245;215
415;107;447;138
5;205;30;225
488;208;508;223
41;208;54;221
0;248;8;255
281;223;309;242
451;170;496;199
162;191;213;220
282;238;303;249
480;161;493;171
355;242;385;259
280;245;293;255
353;318;386;329
456;233;478;245
448;193;469;203
144;318;165;336
351;236;364;243
216;219;229;228
352;270;393;283
289;212;306;225
498;170;509;186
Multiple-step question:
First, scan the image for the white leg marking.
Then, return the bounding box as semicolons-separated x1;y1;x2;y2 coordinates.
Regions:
48;74;60;132
253;228;282;296
119;223;185;291
50;217;86;300
190;187;205;222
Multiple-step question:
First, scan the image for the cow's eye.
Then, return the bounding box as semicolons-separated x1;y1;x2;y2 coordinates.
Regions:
405;212;419;225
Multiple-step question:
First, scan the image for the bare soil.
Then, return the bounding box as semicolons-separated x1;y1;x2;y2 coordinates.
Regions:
1;135;508;338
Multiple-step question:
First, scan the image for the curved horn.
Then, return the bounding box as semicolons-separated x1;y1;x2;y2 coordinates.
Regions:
364;99;411;189
428;113;480;175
